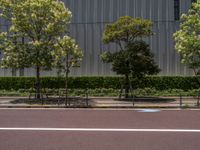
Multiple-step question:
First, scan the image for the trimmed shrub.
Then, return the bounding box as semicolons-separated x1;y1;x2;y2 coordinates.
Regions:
0;76;199;90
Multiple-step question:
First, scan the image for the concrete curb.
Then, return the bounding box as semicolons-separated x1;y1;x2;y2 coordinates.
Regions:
0;105;199;109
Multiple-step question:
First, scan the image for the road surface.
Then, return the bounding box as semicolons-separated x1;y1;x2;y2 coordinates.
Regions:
0;109;200;150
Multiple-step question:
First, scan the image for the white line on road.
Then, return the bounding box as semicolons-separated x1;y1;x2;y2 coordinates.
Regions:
0;128;200;133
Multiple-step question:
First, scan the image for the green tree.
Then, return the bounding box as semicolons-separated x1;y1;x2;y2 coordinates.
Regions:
0;0;73;98
52;36;83;106
101;16;160;98
174;0;200;84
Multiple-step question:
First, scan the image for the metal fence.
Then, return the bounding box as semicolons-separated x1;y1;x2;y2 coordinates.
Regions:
11;89;200;108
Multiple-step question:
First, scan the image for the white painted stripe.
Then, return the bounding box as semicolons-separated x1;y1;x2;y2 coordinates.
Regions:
0;128;200;133
137;109;161;113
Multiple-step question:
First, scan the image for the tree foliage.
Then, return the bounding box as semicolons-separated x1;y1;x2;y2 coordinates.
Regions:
174;0;200;75
0;0;82;99
101;16;160;97
53;36;83;72
0;0;72;69
102;41;159;78
103;16;153;48
52;36;83;106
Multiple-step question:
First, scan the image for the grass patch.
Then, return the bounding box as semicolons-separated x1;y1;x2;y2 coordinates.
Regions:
0;88;199;97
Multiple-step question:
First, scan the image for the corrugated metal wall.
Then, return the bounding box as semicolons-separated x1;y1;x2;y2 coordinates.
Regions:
0;0;194;76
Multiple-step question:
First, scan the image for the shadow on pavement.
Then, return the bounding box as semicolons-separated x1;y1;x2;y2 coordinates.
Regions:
10;97;89;106
115;97;176;103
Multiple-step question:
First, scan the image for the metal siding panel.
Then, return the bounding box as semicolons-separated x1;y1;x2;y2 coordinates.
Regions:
128;0;135;17
168;0;172;21
161;0;167;21
93;24;100;75
0;0;194;76
109;0;114;21
145;0;151;19
80;24;87;75
168;23;174;75
153;0;159;21
87;24;92;75
141;0;147;18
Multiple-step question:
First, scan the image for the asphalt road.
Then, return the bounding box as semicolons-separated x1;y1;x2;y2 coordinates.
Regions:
0;109;200;150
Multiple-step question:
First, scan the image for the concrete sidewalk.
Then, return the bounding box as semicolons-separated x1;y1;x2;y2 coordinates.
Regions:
0;96;199;108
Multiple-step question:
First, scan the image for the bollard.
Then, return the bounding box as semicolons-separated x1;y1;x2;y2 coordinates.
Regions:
180;94;182;107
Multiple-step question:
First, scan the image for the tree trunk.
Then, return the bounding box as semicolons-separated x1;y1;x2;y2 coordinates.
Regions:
193;68;200;87
65;69;68;107
65;54;69;107
36;66;41;99
124;74;130;98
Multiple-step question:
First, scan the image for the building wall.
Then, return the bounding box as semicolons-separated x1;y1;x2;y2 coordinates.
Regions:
0;0;194;76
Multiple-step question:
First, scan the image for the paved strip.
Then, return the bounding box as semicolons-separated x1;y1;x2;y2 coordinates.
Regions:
0;128;200;133
0;109;200;129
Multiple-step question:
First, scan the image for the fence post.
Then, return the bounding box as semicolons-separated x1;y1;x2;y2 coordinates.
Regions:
132;96;135;107
86;90;89;107
68;98;71;107
180;94;182;108
197;92;200;107
84;88;89;107
41;93;44;105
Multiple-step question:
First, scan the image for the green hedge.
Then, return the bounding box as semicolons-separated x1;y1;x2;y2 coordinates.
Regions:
0;76;199;90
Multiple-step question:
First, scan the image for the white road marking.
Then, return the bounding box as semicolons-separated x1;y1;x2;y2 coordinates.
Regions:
137;109;161;113
0;128;200;133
